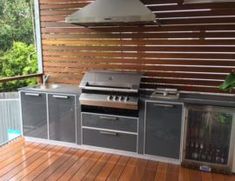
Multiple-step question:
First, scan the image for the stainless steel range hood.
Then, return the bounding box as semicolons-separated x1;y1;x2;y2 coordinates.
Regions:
65;0;156;26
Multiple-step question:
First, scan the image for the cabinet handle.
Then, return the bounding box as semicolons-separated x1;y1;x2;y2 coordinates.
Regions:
99;116;118;121
99;131;118;136
23;125;35;129
25;93;40;97
153;103;174;108
52;95;68;99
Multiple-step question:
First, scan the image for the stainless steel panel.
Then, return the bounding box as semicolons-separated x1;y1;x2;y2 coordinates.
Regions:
79;93;138;110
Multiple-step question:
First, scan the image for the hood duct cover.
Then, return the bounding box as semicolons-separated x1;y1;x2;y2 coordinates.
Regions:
65;0;156;26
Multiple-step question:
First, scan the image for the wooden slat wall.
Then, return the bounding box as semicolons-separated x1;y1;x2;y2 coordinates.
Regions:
39;0;235;93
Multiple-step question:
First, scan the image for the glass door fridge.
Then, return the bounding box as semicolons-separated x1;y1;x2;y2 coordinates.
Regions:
183;105;235;173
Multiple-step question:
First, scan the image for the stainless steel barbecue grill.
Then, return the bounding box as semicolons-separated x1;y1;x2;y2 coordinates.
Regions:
79;70;142;152
79;70;142;111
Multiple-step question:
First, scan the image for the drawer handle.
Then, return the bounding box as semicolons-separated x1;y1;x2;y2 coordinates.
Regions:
99;131;118;136
153;103;174;108
99;116;118;121
52;95;68;99
25;93;40;97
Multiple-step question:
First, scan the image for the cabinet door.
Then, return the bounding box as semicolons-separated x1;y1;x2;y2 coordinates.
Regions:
145;102;182;159
21;92;48;139
48;94;76;143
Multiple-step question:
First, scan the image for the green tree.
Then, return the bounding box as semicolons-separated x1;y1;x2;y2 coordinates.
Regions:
0;0;34;51
0;42;38;92
0;0;37;91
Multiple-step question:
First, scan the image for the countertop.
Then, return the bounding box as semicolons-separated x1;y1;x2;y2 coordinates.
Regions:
19;84;235;107
19;84;81;95
141;92;235;107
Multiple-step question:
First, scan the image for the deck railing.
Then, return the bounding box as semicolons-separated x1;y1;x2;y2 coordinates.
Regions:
0;92;21;145
0;73;42;146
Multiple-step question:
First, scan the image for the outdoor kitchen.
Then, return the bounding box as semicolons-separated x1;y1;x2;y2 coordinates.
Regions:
0;0;235;180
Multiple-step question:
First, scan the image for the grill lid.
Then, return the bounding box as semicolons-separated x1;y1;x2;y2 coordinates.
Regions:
79;70;142;92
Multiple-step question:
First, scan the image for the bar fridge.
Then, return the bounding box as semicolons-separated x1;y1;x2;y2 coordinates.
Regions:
182;105;235;173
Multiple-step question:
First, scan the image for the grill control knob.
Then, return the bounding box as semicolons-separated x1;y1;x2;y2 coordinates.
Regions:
124;96;129;102
114;96;119;101
107;95;113;101
119;96;125;101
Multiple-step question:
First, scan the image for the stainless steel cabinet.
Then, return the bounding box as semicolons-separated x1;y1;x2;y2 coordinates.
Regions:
145;101;182;159
21;92;48;139
48;94;76;143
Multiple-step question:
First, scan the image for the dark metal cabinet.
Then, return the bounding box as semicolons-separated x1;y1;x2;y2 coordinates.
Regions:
48;94;76;143
145;101;182;159
21;92;48;139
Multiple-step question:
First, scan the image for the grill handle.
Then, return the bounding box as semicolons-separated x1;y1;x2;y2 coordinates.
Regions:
99;131;118;136
99;116;118;121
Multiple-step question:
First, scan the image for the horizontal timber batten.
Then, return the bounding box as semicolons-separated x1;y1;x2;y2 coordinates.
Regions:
0;73;43;83
39;0;235;94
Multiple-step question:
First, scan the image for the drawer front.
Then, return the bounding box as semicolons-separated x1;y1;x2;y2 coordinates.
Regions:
82;113;137;133
83;128;137;152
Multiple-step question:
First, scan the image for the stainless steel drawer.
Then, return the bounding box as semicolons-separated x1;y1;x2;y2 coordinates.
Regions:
83;128;137;152
82;113;138;133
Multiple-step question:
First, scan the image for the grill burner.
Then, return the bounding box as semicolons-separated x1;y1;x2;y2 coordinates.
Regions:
79;70;142;110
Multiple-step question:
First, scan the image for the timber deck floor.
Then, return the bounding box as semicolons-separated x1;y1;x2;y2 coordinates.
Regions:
0;138;234;181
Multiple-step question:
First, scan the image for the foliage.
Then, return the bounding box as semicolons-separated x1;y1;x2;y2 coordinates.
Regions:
0;0;34;51
0;42;38;92
219;72;235;92
0;0;38;92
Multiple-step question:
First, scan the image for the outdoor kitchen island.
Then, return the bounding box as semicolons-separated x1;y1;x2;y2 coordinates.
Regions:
19;70;235;174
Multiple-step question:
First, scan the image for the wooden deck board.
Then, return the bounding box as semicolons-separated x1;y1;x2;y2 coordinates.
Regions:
70;152;103;180
21;146;70;180
0;143;42;178
83;153;112;181
57;150;93;181
131;158;148;181
0;138;234;181
33;148;77;181
143;160;159;181
9;145;62;180
107;156;130;181
95;154;120;181
47;149;86;181
1;144;50;180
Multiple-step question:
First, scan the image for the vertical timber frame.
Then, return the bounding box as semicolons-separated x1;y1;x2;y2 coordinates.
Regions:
34;0;43;74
